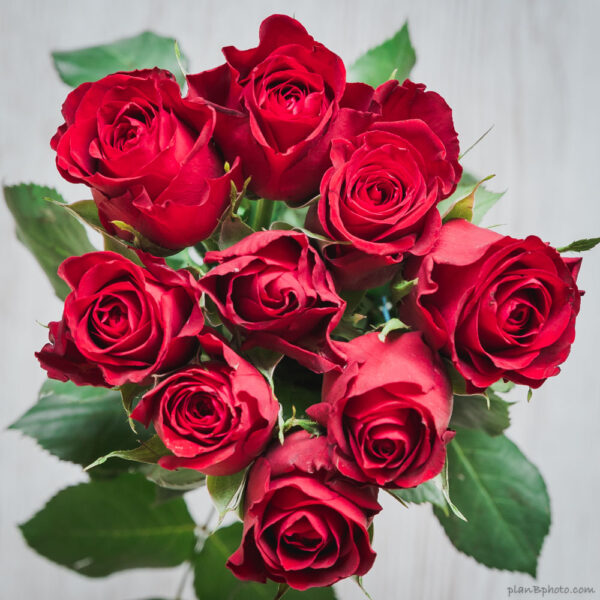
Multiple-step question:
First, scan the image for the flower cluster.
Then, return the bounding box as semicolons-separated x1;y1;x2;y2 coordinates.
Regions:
34;14;584;592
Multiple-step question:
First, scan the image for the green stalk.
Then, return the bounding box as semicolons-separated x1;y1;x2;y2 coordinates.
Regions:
252;197;275;231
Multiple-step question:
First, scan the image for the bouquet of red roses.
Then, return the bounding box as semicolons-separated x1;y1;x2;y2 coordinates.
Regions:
6;14;598;599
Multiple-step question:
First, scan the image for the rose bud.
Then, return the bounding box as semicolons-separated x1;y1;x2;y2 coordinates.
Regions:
373;78;462;198
187;14;375;203
36;251;204;387
130;330;278;476
51;68;240;250
200;230;346;373
227;431;380;590
308;331;454;488
306;120;456;288
398;219;583;391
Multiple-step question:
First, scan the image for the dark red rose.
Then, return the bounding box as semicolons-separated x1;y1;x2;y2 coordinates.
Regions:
187;14;375;203
131;330;278;476
227;431;380;590
373;79;462;197
398;219;583;391
36;251;204;387
307;331;453;488
200;230;346;373
51;68;240;250
306;120;455;288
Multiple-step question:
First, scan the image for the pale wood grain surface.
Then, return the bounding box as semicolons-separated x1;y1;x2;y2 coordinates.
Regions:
1;1;599;598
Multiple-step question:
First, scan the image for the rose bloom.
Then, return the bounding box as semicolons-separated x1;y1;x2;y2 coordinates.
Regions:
373;78;462;198
399;219;583;391
306;120;457;289
51;68;239;250
308;331;454;488
187;14;376;203
36;251;204;387
228;431;380;590
200;230;346;373
131;330;278;476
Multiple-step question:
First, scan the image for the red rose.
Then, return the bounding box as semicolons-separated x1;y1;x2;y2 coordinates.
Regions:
130;330;278;476
307;331;453;488
51;68;240;250
200;230;346;373
187;14;375;203
373;79;462;197
227;431;380;590
36;251;204;387
306;120;454;288
399;219;583;390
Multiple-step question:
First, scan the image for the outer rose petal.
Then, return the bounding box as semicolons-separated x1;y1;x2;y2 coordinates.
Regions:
36;320;109;387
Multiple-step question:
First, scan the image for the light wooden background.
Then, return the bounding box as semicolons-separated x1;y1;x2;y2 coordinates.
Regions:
1;1;599;599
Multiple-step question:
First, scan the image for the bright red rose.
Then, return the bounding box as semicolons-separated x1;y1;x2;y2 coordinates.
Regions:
187;14;375;203
306;120;454;288
373;79;462;198
36;251;204;387
227;431;380;590
398;219;583;390
131;330;278;476
307;331;454;488
200;230;346;373
51;68;240;250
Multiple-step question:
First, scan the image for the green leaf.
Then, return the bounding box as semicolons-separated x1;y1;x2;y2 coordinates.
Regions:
439;460;467;521
389;479;447;512
52;31;189;88
438;172;505;226
20;473;196;577
376;317;409;342
348;22;416;87
47;198;143;265
557;237;600;253
142;464;206;491
274;376;321;422
442;175;495;224
219;214;255;250
450;390;512;436
9;380;146;469
390;276;417;304
434;429;550;576
193;523;336;600
490;379;515;394
271;203;311;229
165;247;205;274
4;184;95;299
206;470;247;521
85;434;170;471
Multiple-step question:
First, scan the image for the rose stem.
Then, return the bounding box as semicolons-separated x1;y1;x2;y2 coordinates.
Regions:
252;197;275;231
